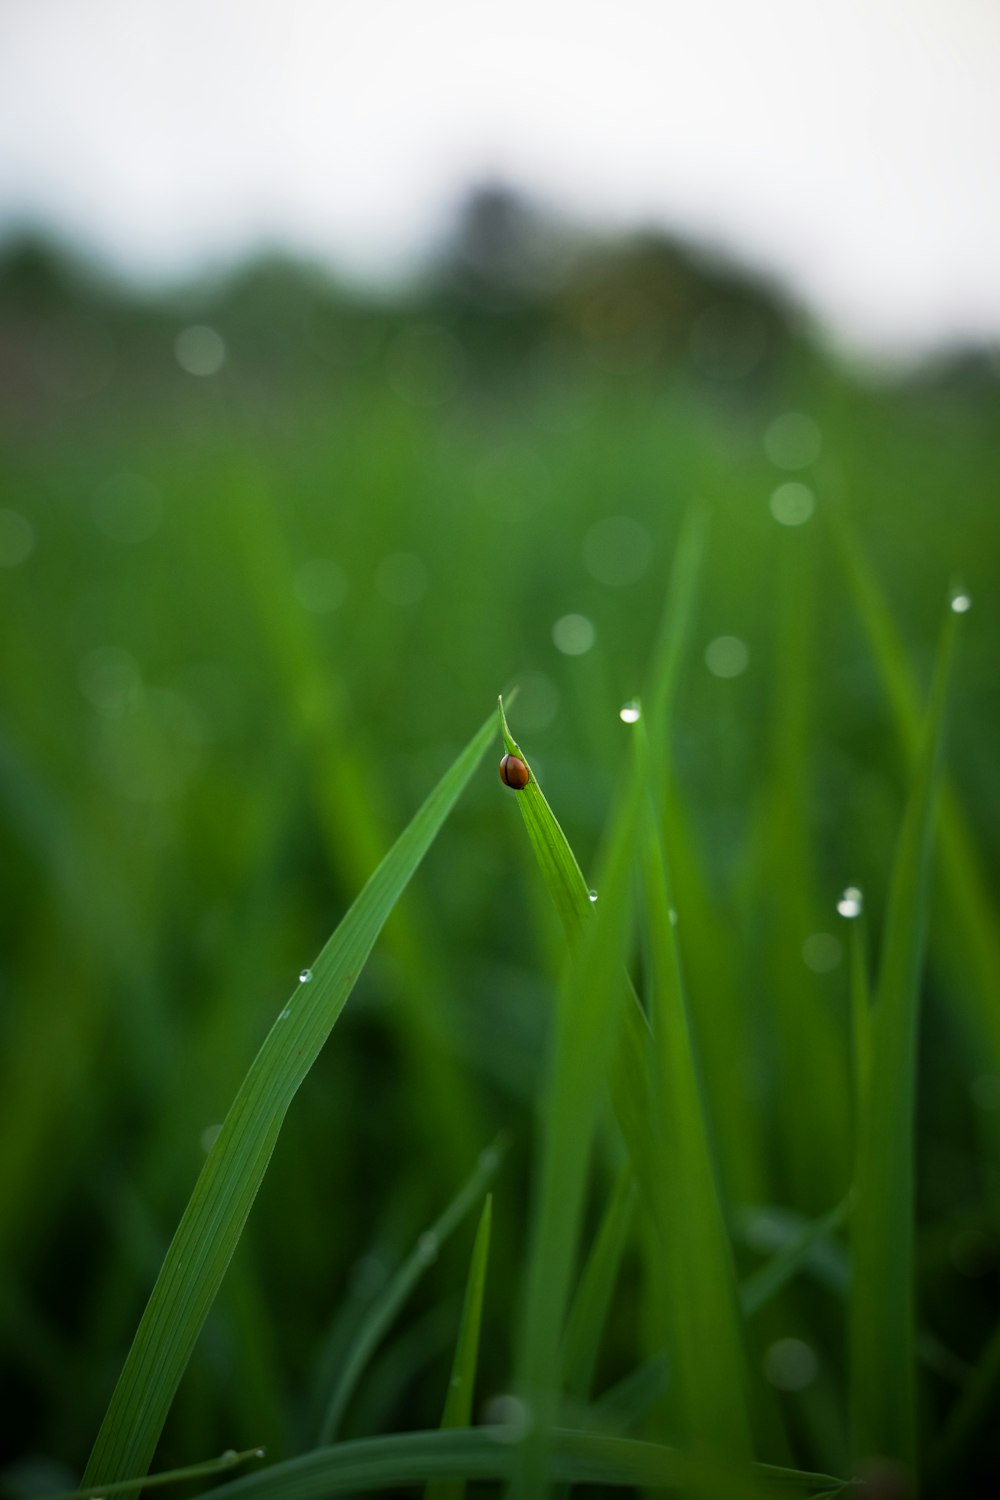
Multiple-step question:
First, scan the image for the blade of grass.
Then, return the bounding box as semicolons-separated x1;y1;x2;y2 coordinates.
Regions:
849;600;959;1472
180;1427;848;1500
425;1194;493;1500
318;1137;505;1444
510;728;646;1499
40;1446;266;1500
498;696;657;1218
640;744;755;1470
82;709;497;1491
830;510;1000;1104
927;1310;1000;1486
559;1165;636;1403
739;1200;851;1320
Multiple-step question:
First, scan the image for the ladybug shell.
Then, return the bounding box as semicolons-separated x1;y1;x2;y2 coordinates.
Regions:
499;753;531;790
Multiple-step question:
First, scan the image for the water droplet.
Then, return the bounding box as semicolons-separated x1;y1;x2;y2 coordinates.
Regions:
481;1393;532;1440
220;1449;238;1463
254;1448;266;1459
763;1337;818;1391
278;1006;291;1021
417;1231;439;1263
588;889;598;903
836;886;863;919
669;907;678;925
200;1123;222;1154
951;592;972;614
618;700;641;724
299;968;313;984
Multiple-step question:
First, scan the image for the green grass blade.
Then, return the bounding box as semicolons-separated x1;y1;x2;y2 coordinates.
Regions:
739;1199;851;1319
425;1193;493;1500
82;710;497;1490
830;511;1000;1091
176;1427;847;1500
560;1165;636;1402
319;1137;505;1444
498;696;658;1216
640;762;755;1466
39;1448;266;1500
511;734;647;1499
849;602;959;1471
928;1311;1000;1485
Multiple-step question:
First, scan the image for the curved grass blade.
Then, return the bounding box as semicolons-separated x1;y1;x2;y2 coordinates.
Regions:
83;710;497;1491
425;1194;493;1500
510;733;647;1499
318;1139;504;1444
175;1427;848;1500
849;601;959;1471
498;696;657;1214
40;1446;265;1500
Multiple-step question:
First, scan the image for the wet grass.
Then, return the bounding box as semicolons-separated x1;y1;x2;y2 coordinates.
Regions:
1;339;999;1495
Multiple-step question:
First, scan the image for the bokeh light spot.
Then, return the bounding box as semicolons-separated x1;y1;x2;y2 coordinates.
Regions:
175;324;226;376
552;613;595;655
769;481;815;527
704;635;749;678
763;1338;819;1391
0;508;36;567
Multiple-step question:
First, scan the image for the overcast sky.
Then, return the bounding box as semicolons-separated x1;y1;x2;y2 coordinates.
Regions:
1;0;999;357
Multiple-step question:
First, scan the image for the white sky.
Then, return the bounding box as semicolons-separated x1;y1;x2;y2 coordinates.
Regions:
1;0;999;356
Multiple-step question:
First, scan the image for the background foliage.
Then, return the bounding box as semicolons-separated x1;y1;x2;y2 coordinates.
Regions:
1;193;999;1493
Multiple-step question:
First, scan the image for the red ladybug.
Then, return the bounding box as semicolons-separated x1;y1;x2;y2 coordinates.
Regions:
499;754;531;790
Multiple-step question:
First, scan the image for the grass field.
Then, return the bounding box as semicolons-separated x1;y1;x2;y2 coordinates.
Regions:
1;246;999;1497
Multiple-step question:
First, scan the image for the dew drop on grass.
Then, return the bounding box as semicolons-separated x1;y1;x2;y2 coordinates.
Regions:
588;889;598;903
299;968;313;983
951;591;972;614
477;1145;500;1173
220;1450;238;1463
278;1006;291;1021
481;1393;531;1440
669;907;678;925
417;1231;439;1263
200;1123;222;1154
619;700;641;723
836;886;863;919
254;1448;266;1459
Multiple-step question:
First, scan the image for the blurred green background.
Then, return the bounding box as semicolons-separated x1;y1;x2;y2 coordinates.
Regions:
1;191;999;1490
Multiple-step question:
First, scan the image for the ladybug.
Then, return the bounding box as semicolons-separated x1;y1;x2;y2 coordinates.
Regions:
499;753;531;790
